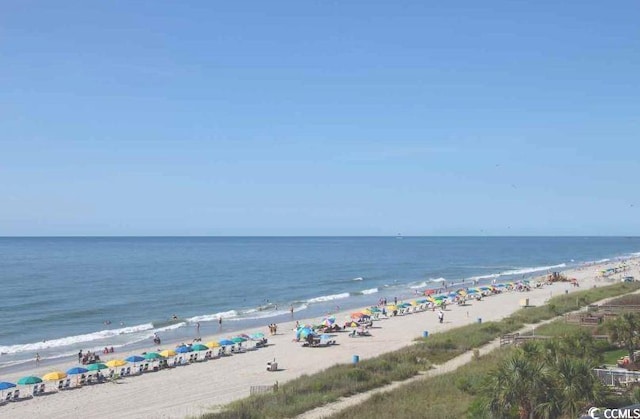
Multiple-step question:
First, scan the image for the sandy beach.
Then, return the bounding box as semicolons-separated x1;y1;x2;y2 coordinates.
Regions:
1;259;638;419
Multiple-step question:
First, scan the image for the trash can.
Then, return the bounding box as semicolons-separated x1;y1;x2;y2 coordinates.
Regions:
422;331;429;338
352;355;359;364
477;318;482;324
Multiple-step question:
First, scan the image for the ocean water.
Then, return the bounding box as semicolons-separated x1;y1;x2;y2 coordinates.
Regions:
1;236;639;371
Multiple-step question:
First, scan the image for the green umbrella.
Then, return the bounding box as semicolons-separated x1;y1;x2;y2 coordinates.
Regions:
231;337;247;343
17;376;42;385
86;363;108;371
191;343;209;351
143;352;164;360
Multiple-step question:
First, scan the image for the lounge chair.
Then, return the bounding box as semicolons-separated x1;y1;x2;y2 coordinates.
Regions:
5;391;12;402
57;380;64;390
108;369;115;379
86;375;93;384
12;390;20;401
63;379;70;389
33;385;40;396
125;367;131;375
79;375;87;386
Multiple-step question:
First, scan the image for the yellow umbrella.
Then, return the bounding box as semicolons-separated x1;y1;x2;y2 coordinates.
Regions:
410;301;418;306
159;349;177;358
361;308;372;315
105;359;127;368
206;341;220;348
42;371;67;381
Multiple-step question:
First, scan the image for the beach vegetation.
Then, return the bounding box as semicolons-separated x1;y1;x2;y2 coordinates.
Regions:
605;312;640;363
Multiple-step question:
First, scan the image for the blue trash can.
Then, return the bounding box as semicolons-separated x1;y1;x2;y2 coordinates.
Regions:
422;331;429;338
477;318;482;324
352;355;360;364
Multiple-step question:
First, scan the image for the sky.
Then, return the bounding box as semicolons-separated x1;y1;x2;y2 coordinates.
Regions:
1;1;639;236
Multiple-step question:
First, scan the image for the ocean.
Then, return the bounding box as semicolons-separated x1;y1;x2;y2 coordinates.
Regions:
1;236;639;372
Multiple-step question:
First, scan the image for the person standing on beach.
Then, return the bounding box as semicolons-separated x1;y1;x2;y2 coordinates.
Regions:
218;317;222;328
437;309;444;324
35;352;41;366
290;305;294;317
196;322;200;335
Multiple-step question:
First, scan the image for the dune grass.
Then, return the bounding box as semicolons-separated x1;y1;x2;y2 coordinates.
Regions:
202;282;640;419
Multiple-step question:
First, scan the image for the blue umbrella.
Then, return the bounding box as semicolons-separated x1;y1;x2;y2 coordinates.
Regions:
125;355;145;363
0;382;16;390
250;332;265;340
218;339;235;346
176;346;192;353
66;367;88;375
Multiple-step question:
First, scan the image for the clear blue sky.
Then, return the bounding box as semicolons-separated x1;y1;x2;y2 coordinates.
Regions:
1;1;639;236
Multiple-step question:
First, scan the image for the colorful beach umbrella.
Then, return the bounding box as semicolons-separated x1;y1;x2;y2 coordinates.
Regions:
250;332;265;339
175;346;192;354
0;382;16;390
205;341;221;348
191;343;209;351
143;352;164;360
218;339;235;346
106;359;127;368
66;367;88;375
17;376;42;385
231;337;247;343
42;371;67;381
125;355;145;363
159;349;177;358
86;363;108;371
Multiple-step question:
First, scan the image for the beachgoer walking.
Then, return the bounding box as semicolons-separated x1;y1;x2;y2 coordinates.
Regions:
290;305;294;316
218;317;222;328
35;352;41;366
394;297;397;305
196;322;200;334
438;309;444;324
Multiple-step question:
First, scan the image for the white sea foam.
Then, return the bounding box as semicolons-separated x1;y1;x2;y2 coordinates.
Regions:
468;263;567;281
428;277;447;283
352;277;364;281
361;288;379;295
306;292;350;303
186;310;238;323
155;322;187;333
0;323;154;355
409;281;429;289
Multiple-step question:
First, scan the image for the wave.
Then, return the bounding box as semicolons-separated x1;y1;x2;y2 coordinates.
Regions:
468;264;567;282
428;277;447;283
360;288;379;295
409;281;430;289
306;292;350;303
0;323;154;355
186;310;238;323
352;277;364;281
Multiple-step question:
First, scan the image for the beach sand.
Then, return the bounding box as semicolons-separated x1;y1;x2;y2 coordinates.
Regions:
1;259;638;419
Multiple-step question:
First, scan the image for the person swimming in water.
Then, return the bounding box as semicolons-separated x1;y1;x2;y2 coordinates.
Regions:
172;314;178;321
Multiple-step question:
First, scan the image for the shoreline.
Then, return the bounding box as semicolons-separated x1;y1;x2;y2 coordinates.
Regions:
1;258;639;418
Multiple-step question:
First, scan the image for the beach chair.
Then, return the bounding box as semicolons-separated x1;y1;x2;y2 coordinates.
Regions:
63;379;70;390
57;380;64;390
5;391;12;402
143;363;149;371
193;353;199;361
12;390;20;401
79;375;86;386
108;369;115;379
125;367;131;375
138;365;144;374
33;385;40;396
86;375;94;385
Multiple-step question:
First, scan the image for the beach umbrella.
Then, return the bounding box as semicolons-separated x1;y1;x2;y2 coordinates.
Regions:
424;289;436;295
175;346;192;354
17;376;42;385
42;371;67;381
125;355;145;363
206;341;221;348
159;349;177;358
237;333;251;339
66;367;88;375
218;339;235;346
106;359;127;368
143;352;164;360
0;382;16;390
368;307;381;313
250;332;265;339
86;363;108;371
231;337;247;344
191;343;209;351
